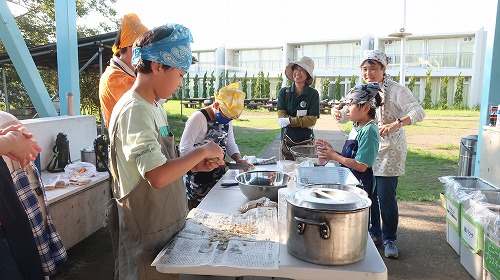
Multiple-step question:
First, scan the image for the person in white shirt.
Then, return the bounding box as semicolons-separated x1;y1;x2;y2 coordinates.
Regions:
180;82;251;209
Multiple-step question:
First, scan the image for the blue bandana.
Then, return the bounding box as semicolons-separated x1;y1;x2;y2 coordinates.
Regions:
131;23;193;72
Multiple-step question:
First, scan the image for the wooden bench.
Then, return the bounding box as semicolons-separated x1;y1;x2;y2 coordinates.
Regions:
320;105;331;114
245;102;260;110
263;103;276;111
181;101;198;108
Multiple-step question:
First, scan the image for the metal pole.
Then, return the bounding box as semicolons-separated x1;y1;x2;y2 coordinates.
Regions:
400;36;406;86
400;0;408;86
98;46;105;135
2;66;9;113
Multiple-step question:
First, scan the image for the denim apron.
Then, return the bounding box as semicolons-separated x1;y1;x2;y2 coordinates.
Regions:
340;128;374;199
109;100;187;280
185;109;228;204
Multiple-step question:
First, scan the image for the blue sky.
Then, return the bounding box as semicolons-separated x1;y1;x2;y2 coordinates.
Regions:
114;0;497;49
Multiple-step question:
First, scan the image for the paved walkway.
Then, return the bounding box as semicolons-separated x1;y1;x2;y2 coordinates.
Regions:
51;114;472;280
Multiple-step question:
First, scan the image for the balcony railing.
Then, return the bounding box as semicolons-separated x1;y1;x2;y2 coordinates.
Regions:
227;59;282;72
309;56;361;70
388;52;473;69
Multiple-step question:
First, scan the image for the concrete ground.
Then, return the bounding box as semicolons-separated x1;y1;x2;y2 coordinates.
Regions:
51;114;473;280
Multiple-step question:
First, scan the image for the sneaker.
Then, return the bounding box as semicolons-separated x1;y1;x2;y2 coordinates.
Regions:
370;233;383;245
383;240;399;258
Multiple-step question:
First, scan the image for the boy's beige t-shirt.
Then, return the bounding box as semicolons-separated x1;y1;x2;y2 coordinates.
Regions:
109;91;169;197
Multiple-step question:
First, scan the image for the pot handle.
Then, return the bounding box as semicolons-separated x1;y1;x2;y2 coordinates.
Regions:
294;216;330;239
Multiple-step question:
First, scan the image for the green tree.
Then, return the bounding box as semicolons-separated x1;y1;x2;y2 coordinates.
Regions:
453;72;465;109
79;71;100;114
321;77;330;100
225;70;229;86
0;0;119;111
241;71;249;98
438;76;449;110
251;75;258;98
286;79;292;87
217;72;224;93
202;72;208;98
275;73;283;98
408;75;416;92
350;75;357;89
394;71;401;83
257;70;265;98
423;70;433;109
334;76;342;101
263;72;270;98
232;72;237;84
209;71;215;97
193;74;199;98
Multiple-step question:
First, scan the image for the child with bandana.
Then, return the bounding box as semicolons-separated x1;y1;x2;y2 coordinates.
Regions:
180;82;251;209
107;24;224;280
316;82;382;216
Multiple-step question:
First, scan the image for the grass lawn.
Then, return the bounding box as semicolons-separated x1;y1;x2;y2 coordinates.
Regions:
164;100;481;202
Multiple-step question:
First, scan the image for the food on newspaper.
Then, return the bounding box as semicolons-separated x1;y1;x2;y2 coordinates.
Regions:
238;197;278;213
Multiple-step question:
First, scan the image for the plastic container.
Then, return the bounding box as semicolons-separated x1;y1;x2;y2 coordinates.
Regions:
460;192;500;279
439;176;499;255
297;166;359;187
483;210;500;280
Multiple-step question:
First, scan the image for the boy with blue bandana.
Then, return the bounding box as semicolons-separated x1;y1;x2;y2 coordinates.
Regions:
107;24;224;280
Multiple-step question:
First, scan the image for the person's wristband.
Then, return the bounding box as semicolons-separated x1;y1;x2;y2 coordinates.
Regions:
398;118;403;128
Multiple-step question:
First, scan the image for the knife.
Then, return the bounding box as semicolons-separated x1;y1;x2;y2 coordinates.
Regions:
225;161;251;170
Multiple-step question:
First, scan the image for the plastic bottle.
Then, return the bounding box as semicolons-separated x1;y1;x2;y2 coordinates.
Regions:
496;104;500;127
277;175;297;226
67;92;75;116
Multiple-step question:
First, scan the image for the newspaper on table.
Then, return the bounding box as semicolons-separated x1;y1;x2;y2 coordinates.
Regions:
152;207;279;269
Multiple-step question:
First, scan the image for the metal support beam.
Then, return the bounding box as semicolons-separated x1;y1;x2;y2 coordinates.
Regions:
1;66;9;113
475;0;500;175
55;0;80;115
0;0;57;117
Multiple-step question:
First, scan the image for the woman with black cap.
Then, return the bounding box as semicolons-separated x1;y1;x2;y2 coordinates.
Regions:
277;56;320;160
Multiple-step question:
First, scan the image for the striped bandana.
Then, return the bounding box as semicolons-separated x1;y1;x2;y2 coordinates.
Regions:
131;23;193;72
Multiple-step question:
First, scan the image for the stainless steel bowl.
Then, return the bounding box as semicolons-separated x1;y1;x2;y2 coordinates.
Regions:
235;171;289;201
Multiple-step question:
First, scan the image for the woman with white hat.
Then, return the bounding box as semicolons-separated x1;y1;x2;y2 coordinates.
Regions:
333;50;425;259
277;56;320;160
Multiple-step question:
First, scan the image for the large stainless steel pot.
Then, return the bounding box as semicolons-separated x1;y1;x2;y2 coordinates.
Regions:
286;187;371;265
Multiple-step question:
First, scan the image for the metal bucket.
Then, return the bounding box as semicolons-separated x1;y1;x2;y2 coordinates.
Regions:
81;147;97;166
458;135;477;176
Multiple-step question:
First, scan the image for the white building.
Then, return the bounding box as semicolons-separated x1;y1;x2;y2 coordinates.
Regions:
187;29;486;109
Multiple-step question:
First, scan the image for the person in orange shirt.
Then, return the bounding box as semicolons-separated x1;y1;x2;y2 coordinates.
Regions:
99;13;148;128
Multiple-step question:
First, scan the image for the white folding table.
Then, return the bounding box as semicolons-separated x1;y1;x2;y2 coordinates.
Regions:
154;165;387;280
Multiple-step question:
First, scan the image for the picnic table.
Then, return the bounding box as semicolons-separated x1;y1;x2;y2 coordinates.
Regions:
320;100;332;114
184;98;212;108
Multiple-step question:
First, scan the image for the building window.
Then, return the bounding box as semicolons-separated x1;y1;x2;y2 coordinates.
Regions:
194;51;216;73
428;38;459;68
302;44;326;70
327;42;361;69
